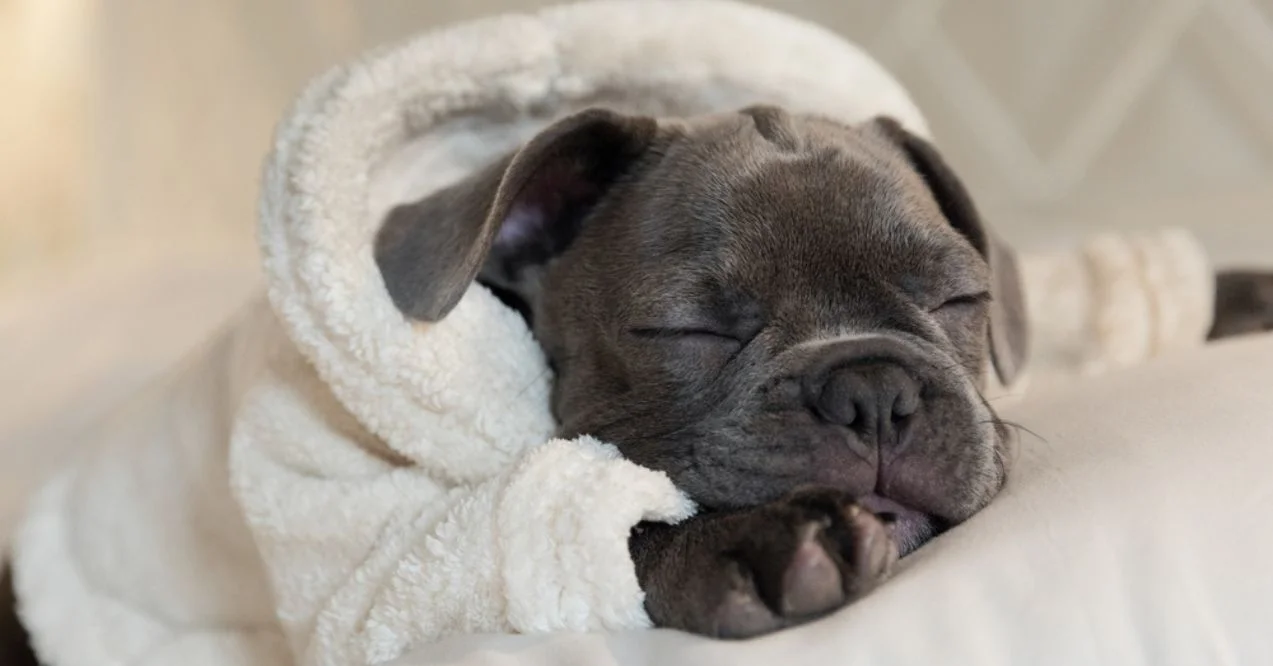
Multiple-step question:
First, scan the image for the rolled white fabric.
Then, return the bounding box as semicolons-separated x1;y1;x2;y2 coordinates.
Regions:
1019;229;1214;383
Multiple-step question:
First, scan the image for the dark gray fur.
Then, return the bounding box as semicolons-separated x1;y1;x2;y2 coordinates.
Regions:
374;105;1273;637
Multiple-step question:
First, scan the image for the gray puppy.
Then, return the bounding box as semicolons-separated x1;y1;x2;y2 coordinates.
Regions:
374;106;1273;638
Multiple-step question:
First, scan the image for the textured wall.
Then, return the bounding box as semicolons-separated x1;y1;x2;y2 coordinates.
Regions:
4;0;1273;283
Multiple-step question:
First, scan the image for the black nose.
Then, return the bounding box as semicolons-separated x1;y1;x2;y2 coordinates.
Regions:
806;355;922;447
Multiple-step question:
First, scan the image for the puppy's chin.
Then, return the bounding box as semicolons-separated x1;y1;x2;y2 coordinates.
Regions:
858;493;942;557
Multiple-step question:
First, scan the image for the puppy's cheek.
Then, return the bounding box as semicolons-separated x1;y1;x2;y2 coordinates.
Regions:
638;426;779;509
624;338;740;391
550;337;634;425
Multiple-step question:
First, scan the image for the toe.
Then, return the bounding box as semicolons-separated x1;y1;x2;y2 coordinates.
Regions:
842;505;899;596
779;522;845;617
713;560;782;638
849;506;897;577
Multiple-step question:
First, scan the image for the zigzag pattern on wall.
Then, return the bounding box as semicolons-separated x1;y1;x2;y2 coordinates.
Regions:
846;0;1273;211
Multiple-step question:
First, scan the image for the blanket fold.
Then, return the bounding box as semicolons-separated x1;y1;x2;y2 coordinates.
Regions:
230;335;693;665
8;2;1217;666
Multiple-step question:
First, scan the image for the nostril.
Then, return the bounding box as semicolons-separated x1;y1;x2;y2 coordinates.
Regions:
810;379;858;427
891;386;920;422
838;401;858;428
835;399;865;430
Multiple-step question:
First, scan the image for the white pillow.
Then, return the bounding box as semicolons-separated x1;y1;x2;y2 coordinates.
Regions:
391;333;1273;666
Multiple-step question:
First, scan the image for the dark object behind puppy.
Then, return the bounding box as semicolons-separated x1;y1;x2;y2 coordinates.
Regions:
1;562;40;666
1210;270;1273;339
378;106;1273;638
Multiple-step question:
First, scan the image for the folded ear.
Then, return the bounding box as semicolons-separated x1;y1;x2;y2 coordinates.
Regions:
868;116;1030;385
375;108;658;321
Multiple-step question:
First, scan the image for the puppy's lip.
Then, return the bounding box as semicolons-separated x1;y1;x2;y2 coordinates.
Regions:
858;493;939;557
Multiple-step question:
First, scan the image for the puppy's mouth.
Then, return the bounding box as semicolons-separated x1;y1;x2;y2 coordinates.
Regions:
858;493;941;557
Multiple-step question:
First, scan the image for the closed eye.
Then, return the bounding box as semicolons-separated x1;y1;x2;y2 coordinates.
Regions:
628;327;741;343
932;291;992;312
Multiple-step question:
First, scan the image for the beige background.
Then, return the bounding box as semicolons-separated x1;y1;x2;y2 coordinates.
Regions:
6;0;1273;277
3;0;1273;530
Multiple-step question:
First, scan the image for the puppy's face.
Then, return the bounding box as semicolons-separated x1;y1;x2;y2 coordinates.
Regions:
377;107;1028;554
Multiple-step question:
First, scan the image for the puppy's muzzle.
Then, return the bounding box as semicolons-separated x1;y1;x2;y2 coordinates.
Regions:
789;335;979;553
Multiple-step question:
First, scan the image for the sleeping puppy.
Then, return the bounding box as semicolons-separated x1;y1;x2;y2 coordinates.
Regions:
374;106;1273;638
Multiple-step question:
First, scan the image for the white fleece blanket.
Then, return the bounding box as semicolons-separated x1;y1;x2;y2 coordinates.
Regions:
9;2;1216;666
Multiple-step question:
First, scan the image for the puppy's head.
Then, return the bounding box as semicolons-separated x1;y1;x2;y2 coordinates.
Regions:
376;106;1028;553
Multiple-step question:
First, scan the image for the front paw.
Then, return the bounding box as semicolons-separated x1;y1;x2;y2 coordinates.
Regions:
632;488;898;638
1210;270;1273;340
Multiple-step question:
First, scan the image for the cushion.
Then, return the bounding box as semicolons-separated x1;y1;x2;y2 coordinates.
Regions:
389;333;1273;665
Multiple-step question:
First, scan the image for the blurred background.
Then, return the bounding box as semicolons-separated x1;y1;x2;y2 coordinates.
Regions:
3;0;1272;529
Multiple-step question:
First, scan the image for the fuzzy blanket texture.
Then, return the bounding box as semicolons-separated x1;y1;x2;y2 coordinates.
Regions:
10;2;1214;666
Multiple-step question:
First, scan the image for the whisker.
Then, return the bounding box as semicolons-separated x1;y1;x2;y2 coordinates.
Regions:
980;417;1048;445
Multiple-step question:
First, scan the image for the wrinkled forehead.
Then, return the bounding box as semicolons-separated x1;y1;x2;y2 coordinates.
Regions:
637;120;989;292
